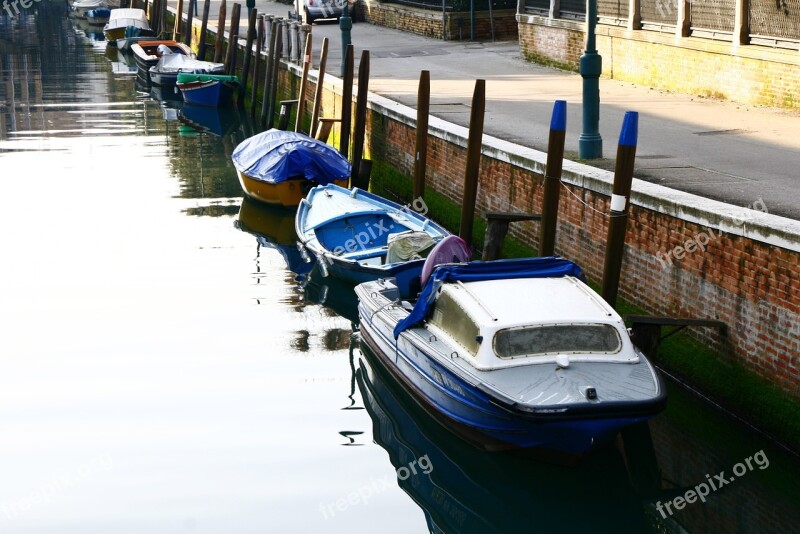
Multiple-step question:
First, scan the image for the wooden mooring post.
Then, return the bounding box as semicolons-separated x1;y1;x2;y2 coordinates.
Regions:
310;37;329;138
351;50;370;182
459;79;485;248
213;0;227;63
538;100;567;257
239;7;257;101
173;0;183;41
413;70;430;201
250;14;265;117
482;212;541;261
339;44;354;159
260;18;278;127
224;3;241;76
294;33;312;133
197;0;210;60
184;0;195;46
148;0;158;35
601;111;638;308
266;21;283;128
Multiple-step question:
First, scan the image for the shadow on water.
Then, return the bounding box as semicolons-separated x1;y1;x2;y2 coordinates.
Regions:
234;196;314;278
356;341;656;533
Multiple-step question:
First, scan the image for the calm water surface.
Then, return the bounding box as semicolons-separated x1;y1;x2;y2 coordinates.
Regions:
1;5;799;533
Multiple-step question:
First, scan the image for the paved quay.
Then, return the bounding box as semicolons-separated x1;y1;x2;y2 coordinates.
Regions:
180;0;800;221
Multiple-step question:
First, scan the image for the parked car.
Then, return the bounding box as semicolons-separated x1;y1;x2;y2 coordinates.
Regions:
302;0;346;24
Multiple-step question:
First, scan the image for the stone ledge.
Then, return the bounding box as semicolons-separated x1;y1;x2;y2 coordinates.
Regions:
192;5;800;253
311;64;800;252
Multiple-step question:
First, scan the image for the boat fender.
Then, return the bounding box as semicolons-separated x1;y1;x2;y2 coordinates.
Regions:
297;243;312;263
556;355;570;368
316;254;329;277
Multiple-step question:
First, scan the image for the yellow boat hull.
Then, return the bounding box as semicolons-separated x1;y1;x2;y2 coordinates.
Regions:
104;27;127;41
237;171;349;208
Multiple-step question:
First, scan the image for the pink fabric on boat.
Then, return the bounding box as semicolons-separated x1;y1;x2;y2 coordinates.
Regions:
420;235;472;286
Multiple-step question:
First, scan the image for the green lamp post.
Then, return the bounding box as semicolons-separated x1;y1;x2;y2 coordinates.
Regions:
339;2;352;76
578;0;603;159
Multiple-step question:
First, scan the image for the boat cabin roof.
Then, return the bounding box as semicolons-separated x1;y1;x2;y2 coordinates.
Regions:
108;8;147;21
424;276;637;369
442;276;615;327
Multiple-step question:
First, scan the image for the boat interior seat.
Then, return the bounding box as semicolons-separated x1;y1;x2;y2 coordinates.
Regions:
340;246;388;262
358;256;384;267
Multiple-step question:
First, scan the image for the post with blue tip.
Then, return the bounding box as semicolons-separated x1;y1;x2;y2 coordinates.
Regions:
578;0;602;160
601;111;638;308
539;100;567;257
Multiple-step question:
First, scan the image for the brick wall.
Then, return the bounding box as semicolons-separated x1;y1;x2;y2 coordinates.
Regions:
197;10;799;403
357;1;518;41
518;14;800;109
344;84;800;399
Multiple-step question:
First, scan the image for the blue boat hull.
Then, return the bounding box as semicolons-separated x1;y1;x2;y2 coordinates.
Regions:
179;80;236;107
359;304;657;457
325;256;428;297
297;185;451;299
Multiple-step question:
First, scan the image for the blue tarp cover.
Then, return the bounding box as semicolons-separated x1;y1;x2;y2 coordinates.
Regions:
232;129;352;185
392;256;586;339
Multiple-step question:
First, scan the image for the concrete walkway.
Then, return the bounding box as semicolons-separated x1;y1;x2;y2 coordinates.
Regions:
182;0;800;220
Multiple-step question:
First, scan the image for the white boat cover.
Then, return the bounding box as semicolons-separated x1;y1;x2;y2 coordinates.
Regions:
153;54;225;74
104;8;149;30
73;0;106;8
385;231;437;264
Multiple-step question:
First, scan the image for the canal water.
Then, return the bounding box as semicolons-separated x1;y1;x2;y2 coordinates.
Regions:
1;4;799;533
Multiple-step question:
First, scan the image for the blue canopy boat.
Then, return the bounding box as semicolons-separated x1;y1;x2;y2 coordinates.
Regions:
296;184;462;298
85;7;110;25
176;73;239;108
149;55;225;87
232;130;352;208
355;256;667;458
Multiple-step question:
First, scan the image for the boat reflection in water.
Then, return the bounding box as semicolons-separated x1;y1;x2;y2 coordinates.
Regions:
234;196;313;277
74;17;105;41
178;105;241;138
301;264;360;325
104;46;138;75
356;341;660;533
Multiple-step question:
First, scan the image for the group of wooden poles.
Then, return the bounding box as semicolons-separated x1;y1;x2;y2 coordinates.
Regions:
414;74;640;310
137;0;374;186
137;0;639;308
